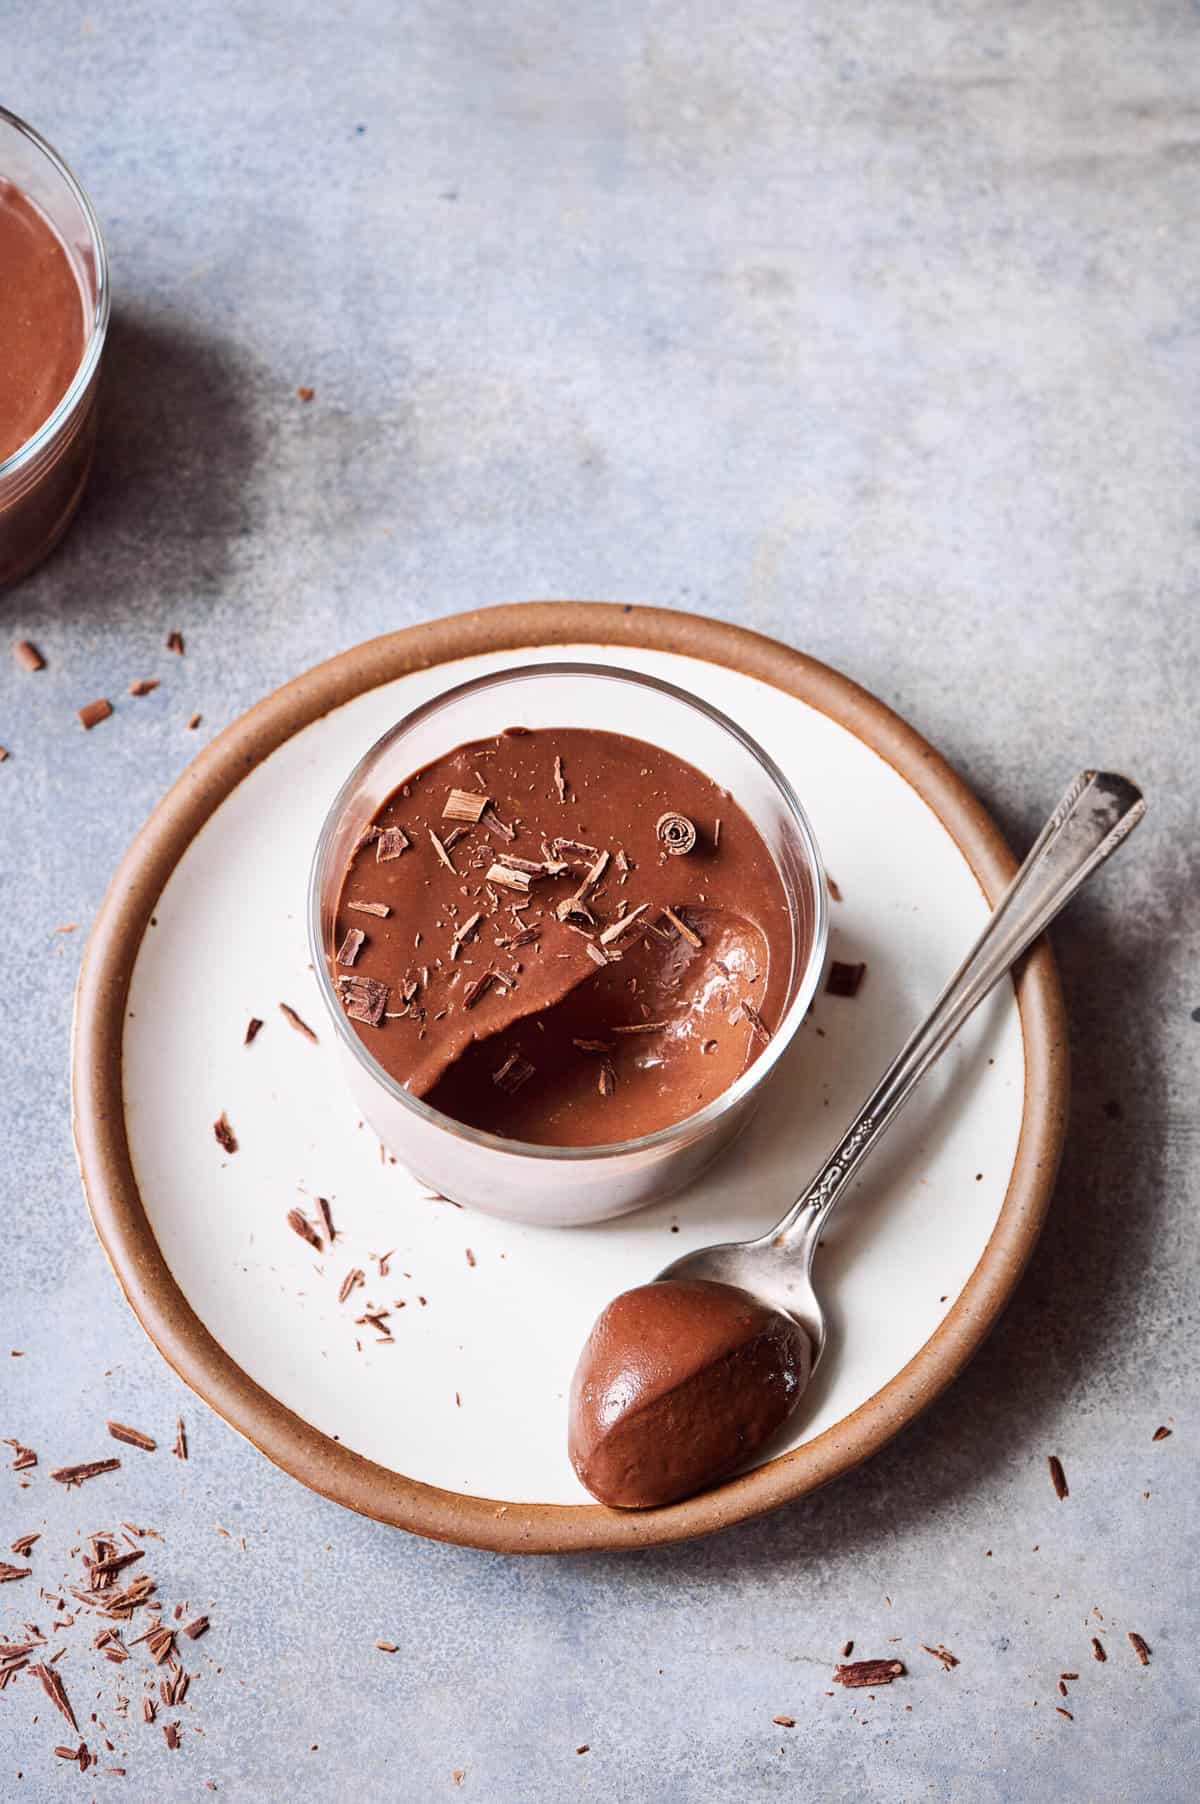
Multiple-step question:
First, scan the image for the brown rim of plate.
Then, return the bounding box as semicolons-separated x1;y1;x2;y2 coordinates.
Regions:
72;601;1068;1554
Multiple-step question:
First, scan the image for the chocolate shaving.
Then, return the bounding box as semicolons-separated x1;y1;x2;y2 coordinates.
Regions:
287;1207;323;1250
598;904;648;946
186;712;202;730
1091;1636;1107;1662
279;1001;318;1042
163;1722;181;1749
338;1267;365;1303
772;1715;796;1728
142;1696;155;1722
443;788;490;822
317;1196;336;1242
213;1112;238;1154
840;1640;854;1659
3;1438;37;1470
1056;1707;1074;1721
10;1534;39;1557
553;755;567;802
598;1061;617;1097
337;927;366;966
166;630;185;655
1047;1454;1069;1500
1152;1424;1172;1441
584;941;608;966
78;698;113;730
1127;1631;1151;1665
612;1020;669;1034
128;677;159;696
483;808;516;841
375;1638;399;1653
346;899;390;917
106;1422;157;1452
550;838;599;864
573;1038;612;1054
827;874;842;902
244;1016;264;1045
453;911;483;947
920;1643;960;1670
557;848;609;921
429;829;458;873
0;1563;31;1583
50;1460;121;1488
826;960;866;998
656;811;697;855
339;973;389;1025
740;1000;771;1045
506;925;541;949
13;639;45;672
462;971;495;1010
486;862;532;892
662;906;702;949
833;1659;905;1688
376;826;410;862
173;1416;188;1461
182;1614;209;1639
29;1659;78;1728
492;1053;535;1095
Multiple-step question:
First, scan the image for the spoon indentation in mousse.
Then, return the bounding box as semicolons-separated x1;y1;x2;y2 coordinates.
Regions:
568;1279;812;1508
330;727;796;1147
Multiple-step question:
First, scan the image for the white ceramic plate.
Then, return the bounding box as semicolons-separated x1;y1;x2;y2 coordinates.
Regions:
118;641;1024;1507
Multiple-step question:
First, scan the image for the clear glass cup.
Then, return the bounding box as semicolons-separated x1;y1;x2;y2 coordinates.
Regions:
0;107;109;587
309;664;829;1225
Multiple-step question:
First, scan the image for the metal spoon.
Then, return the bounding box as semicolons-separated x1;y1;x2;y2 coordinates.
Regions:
657;770;1145;1371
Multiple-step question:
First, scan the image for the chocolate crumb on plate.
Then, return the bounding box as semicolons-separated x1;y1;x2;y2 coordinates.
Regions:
921;1643;960;1670
127;678;159;696
840;1640;854;1659
213;1112;238;1155
296;385;315;402
317;1196;336;1242
286;1207;323;1251
0;1562;31;1582
827;874;842;902
182;1614;209;1639
173;1416;188;1461
166;631;185;656
375;1639;398;1653
106;1422;157;1452
244;1016;264;1045
13;639;46;671
1091;1637;1107;1662
1127;1631;1151;1665
50;1459;121;1487
78;698;113;730
279;1001;319;1042
29;1659;78;1728
3;1438;37;1470
826;959;866;997
771;1715;796;1728
163;1721;181;1749
1047;1454;1069;1500
186;712;202;731
1056;1706;1074;1721
10;1533;39;1556
1152;1425;1172;1441
833;1659;905;1688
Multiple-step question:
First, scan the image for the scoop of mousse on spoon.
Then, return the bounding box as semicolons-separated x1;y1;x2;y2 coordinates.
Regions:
569;771;1145;1510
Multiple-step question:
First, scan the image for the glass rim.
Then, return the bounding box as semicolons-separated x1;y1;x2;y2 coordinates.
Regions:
0;104;110;482
307;660;830;1164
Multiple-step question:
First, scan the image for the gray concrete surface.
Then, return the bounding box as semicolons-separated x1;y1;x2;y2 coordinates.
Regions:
3;2;1198;1798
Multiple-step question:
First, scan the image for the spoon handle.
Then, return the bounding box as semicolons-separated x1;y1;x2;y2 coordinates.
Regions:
771;770;1145;1260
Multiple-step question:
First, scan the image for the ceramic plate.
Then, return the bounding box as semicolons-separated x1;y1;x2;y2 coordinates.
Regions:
73;603;1066;1551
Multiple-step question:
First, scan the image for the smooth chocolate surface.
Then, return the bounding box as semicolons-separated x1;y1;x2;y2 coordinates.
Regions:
568;1279;812;1507
330;727;795;1146
0;180;85;464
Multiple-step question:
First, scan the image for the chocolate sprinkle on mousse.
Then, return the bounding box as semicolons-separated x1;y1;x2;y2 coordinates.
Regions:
340;973;390;1025
337;927;366;967
656;811;697;855
376;826;410;862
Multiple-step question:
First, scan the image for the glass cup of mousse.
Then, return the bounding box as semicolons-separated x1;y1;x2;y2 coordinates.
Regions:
0;107;109;588
309;663;829;1226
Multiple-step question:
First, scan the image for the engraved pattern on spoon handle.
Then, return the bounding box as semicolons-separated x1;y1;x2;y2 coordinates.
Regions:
771;770;1145;1261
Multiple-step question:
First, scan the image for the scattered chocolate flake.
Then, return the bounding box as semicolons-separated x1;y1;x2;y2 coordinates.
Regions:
13;639;45;672
1092;1637;1107;1662
827;874;842;902
376;825;410;862
551;837;599;864
279;1001;318;1043
833;1659;905;1688
244;1016;263;1045
163;1721;182;1749
296;385;315;403
173;1416;188;1461
29;1659;78;1728
553;754;567;802
10;1533;39;1557
772;1715;795;1728
346;899;390;917
507;925;541;949
492;1053;535;1095
921;1643;960;1670
826;960;866;998
486;861;532;892
3;1438;37;1470
462;971;496;1010
612;1020;668;1034
1047;1454;1069;1500
213;1112;238;1154
317;1197;336;1242
598;903;648;946
142;1696;155;1722
1128;1631;1151;1665
375;1639;398;1653
339;973;390;1026
78;697;113;730
286;1207;324;1251
1057;1679;1068;1697
661;905;702;948
0;1562;31;1583
598;1061;617;1097
1061;1672;1080;1681
453;911;483;948
443;788;490;822
1152;1425;1172;1441
656;810;697;855
166;631;185;655
584;941;608;967
465;1248;476;1268
840;1640;854;1659
429;829;458;873
483;807;516;841
1056;1706;1074;1721
127;678;159;696
0;746;8;761
338;1267;365;1304
50;1459;121;1488
575;1743;590;1754
186;712;202;731
337;927;366;966
740;1000;771;1045
182;1614;209;1640
106;1422;156;1453
355;1311;393;1340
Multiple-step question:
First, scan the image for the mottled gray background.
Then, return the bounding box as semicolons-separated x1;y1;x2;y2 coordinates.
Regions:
2;2;1197;1798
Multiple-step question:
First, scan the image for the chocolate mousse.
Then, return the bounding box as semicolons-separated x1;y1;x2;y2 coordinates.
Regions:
568;1279;812;1507
0;180;86;465
329;727;796;1146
